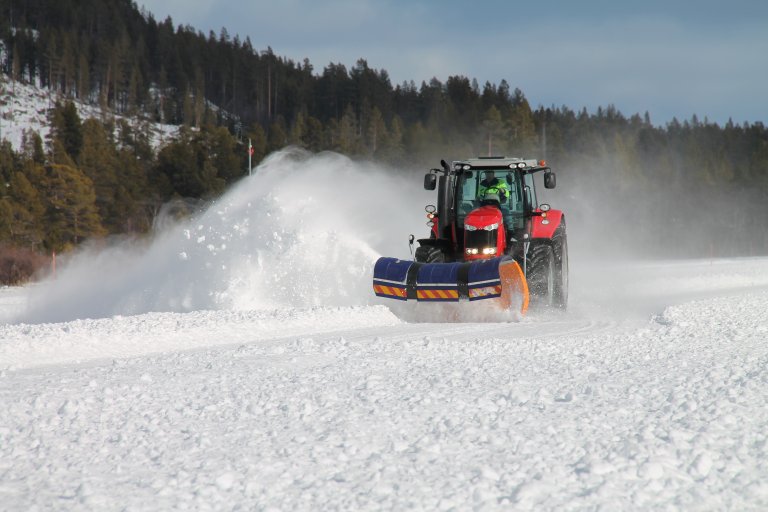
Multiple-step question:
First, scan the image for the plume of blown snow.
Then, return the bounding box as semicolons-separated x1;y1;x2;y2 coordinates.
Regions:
13;149;431;324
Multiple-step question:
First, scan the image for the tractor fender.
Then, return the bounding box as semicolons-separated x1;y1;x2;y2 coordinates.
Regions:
531;209;564;240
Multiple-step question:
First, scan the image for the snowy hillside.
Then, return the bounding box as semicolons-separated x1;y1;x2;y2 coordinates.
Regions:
2;150;768;510
0;74;179;150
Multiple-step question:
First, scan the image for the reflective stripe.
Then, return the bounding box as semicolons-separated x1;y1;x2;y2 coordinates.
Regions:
373;277;407;286
467;278;502;287
373;284;407;298
468;285;502;298
416;282;467;288
479;179;511;198
417;289;459;300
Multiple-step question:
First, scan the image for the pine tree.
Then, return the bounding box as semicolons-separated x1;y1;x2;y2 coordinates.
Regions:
49;101;84;161
11;41;22;83
61;30;76;96
267;117;288;153
77;52;90;101
182;88;194;127
41;163;105;251
78;119;120;229
207;126;242;183
507;89;536;154
482;106;507;156
0;198;14;244
154;130;226;199
289;111;307;147
304;116;325;152
43;30;59;90
366;106;388;156
380;115;405;165
337;104;358;154
5;170;46;247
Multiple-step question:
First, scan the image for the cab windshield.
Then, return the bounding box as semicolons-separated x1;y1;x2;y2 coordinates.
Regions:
456;169;525;229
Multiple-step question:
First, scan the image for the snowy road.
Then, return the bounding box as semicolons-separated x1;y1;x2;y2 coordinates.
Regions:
2;257;768;511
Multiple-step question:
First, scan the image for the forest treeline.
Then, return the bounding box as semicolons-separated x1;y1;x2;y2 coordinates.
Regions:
0;0;767;282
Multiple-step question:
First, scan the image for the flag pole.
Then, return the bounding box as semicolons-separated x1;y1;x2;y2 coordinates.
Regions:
248;138;253;176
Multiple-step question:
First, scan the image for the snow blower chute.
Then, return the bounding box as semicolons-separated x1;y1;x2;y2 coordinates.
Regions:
373;157;568;316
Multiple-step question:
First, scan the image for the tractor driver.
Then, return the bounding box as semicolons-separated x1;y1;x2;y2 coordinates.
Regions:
478;171;510;205
478;171;517;237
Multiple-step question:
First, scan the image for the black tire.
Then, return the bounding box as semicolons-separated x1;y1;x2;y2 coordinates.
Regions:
552;227;569;309
415;245;446;263
527;244;555;307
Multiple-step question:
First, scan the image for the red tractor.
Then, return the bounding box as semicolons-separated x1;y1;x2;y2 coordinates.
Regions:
373;157;567;316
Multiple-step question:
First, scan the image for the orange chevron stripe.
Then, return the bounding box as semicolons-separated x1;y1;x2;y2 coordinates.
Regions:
441;289;458;299
374;284;406;297
417;289;459;300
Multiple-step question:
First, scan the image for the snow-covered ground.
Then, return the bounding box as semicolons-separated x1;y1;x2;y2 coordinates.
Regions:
2;151;768;510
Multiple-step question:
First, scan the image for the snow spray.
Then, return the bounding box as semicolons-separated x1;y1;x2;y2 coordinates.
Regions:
14;149;431;323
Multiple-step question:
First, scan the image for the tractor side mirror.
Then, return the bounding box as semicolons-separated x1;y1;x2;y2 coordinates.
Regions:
424;173;437;190
544;171;556;189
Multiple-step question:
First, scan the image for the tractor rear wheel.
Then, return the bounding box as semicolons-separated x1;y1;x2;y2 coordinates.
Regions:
552;228;569;309
528;244;555;307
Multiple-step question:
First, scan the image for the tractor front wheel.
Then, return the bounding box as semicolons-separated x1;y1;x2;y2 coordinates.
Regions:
415;245;446;263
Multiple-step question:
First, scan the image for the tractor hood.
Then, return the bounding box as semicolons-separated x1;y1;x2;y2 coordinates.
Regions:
463;205;505;260
464;205;503;230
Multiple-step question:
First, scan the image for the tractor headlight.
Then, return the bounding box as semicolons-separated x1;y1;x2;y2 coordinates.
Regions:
465;248;479;255
465;224;478;231
483;223;499;231
482;247;497;255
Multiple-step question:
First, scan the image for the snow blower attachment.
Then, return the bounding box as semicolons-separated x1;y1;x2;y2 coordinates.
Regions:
373;257;529;314
373;157;568;317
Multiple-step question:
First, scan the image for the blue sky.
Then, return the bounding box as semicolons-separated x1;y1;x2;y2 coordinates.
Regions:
139;0;768;126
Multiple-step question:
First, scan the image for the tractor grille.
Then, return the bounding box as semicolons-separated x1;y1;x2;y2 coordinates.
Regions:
465;229;496;250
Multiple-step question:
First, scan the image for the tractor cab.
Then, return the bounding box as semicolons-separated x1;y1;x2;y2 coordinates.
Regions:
455;164;527;256
421;157;556;263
